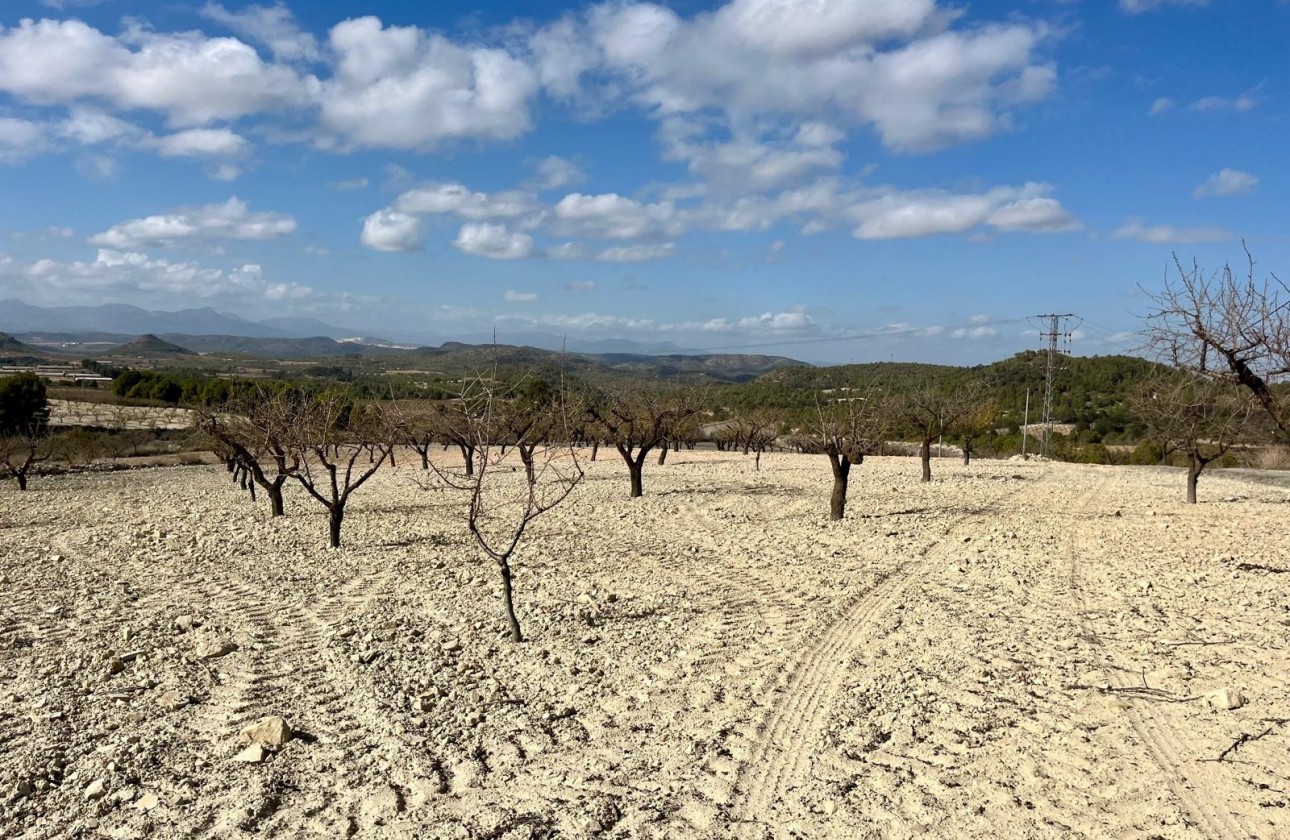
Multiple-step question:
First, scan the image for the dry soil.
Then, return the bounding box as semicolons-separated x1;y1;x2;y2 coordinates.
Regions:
2;451;1288;839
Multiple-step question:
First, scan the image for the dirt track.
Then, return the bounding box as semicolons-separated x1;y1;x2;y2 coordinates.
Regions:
1;452;1288;838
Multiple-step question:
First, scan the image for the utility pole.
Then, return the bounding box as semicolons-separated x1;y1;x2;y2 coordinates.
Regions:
1021;388;1030;458
1031;313;1077;458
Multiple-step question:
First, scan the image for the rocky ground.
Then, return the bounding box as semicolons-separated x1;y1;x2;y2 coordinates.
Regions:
1;451;1287;839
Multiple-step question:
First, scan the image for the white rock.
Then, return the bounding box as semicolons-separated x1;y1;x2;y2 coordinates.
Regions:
238;716;293;747
83;779;107;800
1208;688;1246;711
233;743;267;764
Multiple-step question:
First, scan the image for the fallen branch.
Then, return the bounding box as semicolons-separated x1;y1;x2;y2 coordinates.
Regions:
1198;727;1275;763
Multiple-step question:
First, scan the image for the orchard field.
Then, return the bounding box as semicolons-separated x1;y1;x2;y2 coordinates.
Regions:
2;452;1288;839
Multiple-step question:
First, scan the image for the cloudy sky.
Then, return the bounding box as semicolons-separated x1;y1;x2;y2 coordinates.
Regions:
0;0;1282;362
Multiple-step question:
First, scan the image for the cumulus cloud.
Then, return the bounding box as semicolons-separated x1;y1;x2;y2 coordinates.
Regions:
530;155;586;190
1194;168;1258;198
552;193;682;240
850;183;1079;239
950;325;998;339
531;0;1055;152
1112;219;1232;244
453;223;536;259
147;128;250;158
11;247;312;301
360;209;422;252
0;116;44;161
89;198;296;249
317;17;538;150
200;2;321;63
393;182;541;221
0;18;312;127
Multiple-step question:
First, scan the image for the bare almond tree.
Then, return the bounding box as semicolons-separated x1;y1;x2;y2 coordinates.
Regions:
585;384;704;497
0;430;53;491
1130;371;1255;503
289;391;393;548
898;380;986;482
812;388;894;520
430;376;584;642
195;385;300;517
1143;247;1290;441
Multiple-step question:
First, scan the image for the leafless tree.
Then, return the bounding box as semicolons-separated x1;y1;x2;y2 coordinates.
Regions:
898;381;986;482
430;376;584;642
812;388;894;520
729;408;783;470
1130;371;1255;503
958;402;1000;466
194;385;301;517
289;391;393;548
585;384;705;497
1142;247;1290;441
0;430;53;491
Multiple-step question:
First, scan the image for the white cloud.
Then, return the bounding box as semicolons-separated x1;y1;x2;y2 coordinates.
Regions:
530;155;586;190
12;248;312;301
57;106;140;145
1191;93;1256;113
200;2;321;63
317;17;538;150
0;18;312;126
148;128;250;158
596;242;676;262
1148;97;1173;116
360;209;422;252
850;182;1078;239
1194;168;1258;198
0;116;44;161
563;280;595;291
1112;219;1232;244
393;182;541;221
950;325;998;339
89;198;296;249
453;223;536;259
1119;0;1210;13
553;193;682;240
660;117;846;193
504;289;538;302
532;1;1055;153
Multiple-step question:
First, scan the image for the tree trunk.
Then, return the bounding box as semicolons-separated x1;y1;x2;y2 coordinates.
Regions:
657;445;668;465
626;450;646;498
920;439;932;483
420;448;429;470
458;443;475;476
328;506;344;548
499;560;523;642
755;449;762;472
15;472;28;491
829;455;851;521
267;481;285;517
1186;454;1202;504
962;439;972;466
591;441;598;461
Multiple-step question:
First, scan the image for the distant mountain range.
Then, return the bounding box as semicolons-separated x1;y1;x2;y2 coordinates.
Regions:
0;300;696;357
0;299;381;341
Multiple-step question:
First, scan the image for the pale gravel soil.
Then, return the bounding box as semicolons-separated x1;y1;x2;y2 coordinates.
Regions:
1;452;1288;838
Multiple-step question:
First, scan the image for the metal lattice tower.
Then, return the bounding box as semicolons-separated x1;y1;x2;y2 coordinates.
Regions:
1033;313;1075;457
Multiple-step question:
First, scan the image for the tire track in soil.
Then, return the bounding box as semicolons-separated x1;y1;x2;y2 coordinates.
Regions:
724;478;1038;835
185;564;442;830
1065;478;1258;840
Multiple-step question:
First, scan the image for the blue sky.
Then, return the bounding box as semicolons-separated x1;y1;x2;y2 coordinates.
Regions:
0;0;1284;363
